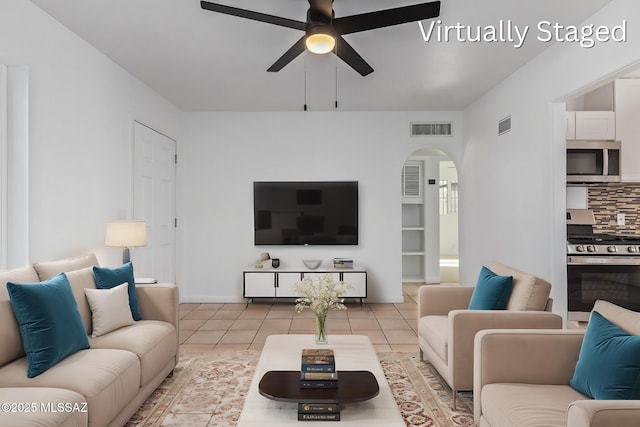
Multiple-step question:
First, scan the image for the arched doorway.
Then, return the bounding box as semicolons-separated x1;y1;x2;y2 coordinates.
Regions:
401;149;459;285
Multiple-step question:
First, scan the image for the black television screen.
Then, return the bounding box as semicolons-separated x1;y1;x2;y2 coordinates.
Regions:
254;181;358;245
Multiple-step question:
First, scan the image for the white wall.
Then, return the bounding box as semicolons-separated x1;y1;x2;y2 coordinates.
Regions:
179;111;463;303
0;0;181;268
460;0;640;317
421;157;441;283
440;161;459;257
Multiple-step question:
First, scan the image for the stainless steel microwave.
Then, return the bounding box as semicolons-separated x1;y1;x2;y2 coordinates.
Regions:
566;140;621;183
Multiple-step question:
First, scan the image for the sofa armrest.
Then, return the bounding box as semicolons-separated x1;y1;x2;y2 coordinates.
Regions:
136;283;179;330
473;329;585;424
418;285;474;317
567;399;640;427
448;311;563;392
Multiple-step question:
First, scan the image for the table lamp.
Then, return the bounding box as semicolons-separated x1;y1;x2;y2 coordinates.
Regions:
105;220;147;264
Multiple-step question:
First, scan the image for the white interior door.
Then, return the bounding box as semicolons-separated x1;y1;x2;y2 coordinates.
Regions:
133;121;176;283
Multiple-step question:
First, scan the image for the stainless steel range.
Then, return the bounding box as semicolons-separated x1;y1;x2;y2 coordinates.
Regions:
566;209;640;321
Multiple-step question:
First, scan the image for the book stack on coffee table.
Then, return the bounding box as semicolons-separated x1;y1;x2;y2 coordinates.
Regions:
298;403;340;421
299;349;340;421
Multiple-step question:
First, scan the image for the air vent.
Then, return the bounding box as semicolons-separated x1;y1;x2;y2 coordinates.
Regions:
498;116;511;135
401;163;422;197
411;122;453;137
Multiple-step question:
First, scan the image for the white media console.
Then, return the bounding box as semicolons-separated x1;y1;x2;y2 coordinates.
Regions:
242;265;367;304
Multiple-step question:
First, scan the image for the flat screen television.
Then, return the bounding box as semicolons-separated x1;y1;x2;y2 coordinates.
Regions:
254;181;358;245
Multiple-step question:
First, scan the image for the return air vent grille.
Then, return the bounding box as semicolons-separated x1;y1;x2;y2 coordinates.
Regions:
498;116;511;135
411;122;453;137
401;163;422;197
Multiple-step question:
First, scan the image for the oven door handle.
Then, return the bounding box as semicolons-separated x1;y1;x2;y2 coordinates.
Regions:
568;256;640;265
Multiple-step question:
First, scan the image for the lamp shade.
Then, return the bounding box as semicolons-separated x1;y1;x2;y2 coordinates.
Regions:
105;221;147;248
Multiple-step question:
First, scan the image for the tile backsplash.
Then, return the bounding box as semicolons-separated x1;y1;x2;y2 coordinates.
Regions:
589;185;640;235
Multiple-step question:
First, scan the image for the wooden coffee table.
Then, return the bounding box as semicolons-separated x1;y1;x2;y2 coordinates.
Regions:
236;335;404;426
259;370;379;403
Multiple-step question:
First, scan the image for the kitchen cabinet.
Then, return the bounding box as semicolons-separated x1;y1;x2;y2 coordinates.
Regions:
568;111;616;140
614;79;640;181
566;111;576;139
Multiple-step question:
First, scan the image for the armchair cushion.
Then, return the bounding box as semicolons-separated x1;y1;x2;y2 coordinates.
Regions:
419;315;448;362
482;383;587;427
570;311;640;400
468;266;513;310
490;263;552;311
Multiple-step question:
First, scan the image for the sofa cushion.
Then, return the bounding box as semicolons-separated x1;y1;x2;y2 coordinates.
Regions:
33;253;99;281
570;310;640;399
64;267;98;335
85;282;135;337
593;299;640;335
93;262;142;320
468;266;513;310
90;320;177;386
0;387;87;427
490;263;551;311
419;315;448;363
0;349;140;427
6;273;90;377
481;383;587;427
0;265;39;367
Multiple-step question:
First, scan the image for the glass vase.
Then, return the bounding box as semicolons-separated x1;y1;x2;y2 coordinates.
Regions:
315;312;328;344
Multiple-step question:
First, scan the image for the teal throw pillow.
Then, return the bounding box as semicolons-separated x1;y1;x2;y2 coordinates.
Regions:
468;266;513;310
93;262;142;321
570;310;640;399
6;273;90;378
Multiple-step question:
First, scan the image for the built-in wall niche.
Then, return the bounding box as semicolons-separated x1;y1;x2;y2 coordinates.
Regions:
402;189;425;281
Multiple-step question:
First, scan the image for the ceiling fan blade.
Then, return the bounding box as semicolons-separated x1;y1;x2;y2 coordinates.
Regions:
200;1;306;31
335;36;374;76
267;36;307;72
333;1;440;35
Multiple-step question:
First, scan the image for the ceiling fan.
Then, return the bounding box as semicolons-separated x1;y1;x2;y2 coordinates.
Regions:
200;0;441;76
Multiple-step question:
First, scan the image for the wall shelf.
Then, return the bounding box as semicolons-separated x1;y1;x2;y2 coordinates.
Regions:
402;199;425;281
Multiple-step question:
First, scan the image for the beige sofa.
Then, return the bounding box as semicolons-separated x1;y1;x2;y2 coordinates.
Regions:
418;262;563;408
0;254;179;427
474;300;640;427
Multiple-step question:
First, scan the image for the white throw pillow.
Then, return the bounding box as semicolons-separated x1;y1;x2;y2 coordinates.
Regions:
84;282;135;337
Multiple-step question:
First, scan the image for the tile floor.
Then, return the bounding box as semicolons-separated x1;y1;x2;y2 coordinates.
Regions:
179;283;423;353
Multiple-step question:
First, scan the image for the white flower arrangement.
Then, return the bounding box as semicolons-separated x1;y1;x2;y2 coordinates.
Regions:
291;273;351;316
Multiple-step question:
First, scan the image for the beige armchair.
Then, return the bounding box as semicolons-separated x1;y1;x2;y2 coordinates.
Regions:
417;262;563;408
474;300;640;426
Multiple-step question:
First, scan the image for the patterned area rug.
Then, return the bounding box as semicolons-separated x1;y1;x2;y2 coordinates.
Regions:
125;351;473;427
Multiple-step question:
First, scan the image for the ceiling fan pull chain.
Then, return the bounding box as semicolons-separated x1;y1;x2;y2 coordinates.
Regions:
304;52;308;111
335;43;338;109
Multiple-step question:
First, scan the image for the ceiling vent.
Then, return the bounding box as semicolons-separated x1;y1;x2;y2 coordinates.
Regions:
410;122;453;137
498;116;511;135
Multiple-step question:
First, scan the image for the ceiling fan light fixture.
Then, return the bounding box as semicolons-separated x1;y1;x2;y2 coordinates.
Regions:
305;28;335;54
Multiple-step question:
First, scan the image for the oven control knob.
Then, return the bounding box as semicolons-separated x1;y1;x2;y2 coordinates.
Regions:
607;246;618;253
586;245;596;253
576;245;585;252
629;246;638;253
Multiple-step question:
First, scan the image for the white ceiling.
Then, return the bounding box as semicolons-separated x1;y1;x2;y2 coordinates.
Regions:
29;0;613;111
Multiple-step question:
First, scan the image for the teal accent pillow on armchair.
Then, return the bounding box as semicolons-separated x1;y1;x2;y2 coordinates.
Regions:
6;273;90;378
570;310;640;399
93;262;142;320
468;266;513;310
